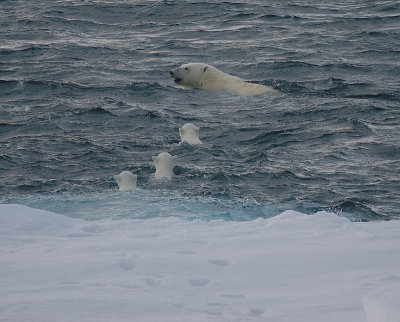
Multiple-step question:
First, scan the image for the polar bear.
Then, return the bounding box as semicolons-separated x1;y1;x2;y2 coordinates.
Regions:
170;63;277;96
152;152;177;179
179;123;202;145
114;171;137;191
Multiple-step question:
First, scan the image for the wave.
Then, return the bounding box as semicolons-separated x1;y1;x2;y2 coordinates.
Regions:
324;199;387;222
0;44;49;55
243;128;300;145
260;14;304;20
346;93;400;101
1;190;276;221
74;106;116;116
270;77;399;102
271;61;372;73
0;79;169;99
1;188;390;223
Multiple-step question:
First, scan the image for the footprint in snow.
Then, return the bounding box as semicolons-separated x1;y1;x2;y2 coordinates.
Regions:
250;308;265;317
119;256;136;271
189;278;210;286
207;259;230;266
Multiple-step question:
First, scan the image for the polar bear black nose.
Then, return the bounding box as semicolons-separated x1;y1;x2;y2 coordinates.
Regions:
170;70;174;76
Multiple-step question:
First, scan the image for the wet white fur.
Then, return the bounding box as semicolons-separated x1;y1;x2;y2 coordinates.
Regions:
179;123;202;145
114;171;137;191
152;152;177;179
170;63;277;96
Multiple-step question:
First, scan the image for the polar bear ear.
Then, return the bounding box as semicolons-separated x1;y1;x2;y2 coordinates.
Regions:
114;175;121;183
195;126;200;135
179;127;183;137
172;155;178;163
152;156;158;164
203;66;208;72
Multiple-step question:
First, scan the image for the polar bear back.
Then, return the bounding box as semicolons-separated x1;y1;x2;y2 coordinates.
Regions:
228;81;276;96
197;64;243;90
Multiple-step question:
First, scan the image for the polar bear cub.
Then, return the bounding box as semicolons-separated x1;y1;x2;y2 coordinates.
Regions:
170;63;277;96
152;152;177;179
179;123;202;145
114;171;137;191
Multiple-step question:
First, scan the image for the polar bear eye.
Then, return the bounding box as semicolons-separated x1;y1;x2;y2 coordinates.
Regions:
185;67;189;70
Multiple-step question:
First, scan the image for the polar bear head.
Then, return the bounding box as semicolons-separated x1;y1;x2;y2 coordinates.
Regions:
114;171;137;191
170;63;217;89
179;123;202;145
152;152;177;179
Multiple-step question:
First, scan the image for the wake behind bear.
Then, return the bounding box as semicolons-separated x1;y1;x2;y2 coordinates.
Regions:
170;63;277;96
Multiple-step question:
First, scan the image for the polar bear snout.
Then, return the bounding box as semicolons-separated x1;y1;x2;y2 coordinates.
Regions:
170;69;182;83
170;68;178;77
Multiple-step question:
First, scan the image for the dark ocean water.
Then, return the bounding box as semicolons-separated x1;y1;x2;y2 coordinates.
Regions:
1;0;399;221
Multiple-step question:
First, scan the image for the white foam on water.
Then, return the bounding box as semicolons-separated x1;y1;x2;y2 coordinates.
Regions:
1;203;400;321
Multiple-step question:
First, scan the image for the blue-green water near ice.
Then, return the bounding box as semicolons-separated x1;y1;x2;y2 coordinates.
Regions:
1;0;399;221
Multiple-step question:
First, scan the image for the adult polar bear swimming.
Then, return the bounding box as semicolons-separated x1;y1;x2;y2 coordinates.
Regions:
170;63;277;96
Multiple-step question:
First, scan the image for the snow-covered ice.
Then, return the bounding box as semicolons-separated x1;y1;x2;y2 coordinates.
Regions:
1;204;400;322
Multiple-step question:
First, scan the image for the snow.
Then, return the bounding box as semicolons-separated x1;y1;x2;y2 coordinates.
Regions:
1;204;400;322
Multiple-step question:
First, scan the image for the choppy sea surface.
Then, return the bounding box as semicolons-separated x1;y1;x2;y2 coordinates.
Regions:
1;0;399;221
